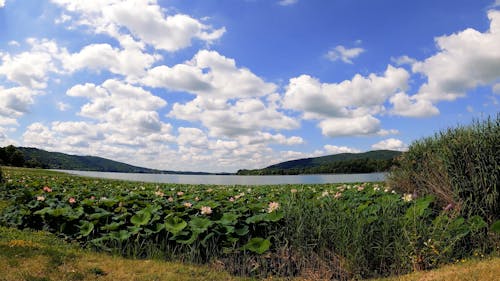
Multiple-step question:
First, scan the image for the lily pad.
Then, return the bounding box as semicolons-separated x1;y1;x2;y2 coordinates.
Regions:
242;237;271;254
130;209;152;226
165;216;187;235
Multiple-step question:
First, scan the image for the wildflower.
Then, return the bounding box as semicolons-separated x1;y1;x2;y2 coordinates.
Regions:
43;186;52;193
36;196;45;201
334;192;342;199
201;206;212;215
402;193;413;202
177;191;185;196
154;190;164;197
69;197;76;204
290;188;298;194
167;196;174;202
184;202;192;208
267;201;280;213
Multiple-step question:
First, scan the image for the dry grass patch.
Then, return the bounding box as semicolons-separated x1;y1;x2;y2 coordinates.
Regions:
371;257;500;281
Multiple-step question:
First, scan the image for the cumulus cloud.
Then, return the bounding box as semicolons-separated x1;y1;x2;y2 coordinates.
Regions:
323;145;361;154
371;138;407;151
0;0;4;8
413;10;500;102
64;42;161;80
51;0;225;52
326;45;365;64
283;65;407;137
144;50;276;99
0;86;39;126
391;55;417;66
0;39;65;89
389;92;439;117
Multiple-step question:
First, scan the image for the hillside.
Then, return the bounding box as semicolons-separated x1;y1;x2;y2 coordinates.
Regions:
0;146;213;174
237;150;402;175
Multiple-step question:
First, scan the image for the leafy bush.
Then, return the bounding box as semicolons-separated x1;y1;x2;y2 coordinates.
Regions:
389;114;499;223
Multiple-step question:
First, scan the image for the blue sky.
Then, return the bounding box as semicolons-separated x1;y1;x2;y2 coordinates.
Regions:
0;0;499;172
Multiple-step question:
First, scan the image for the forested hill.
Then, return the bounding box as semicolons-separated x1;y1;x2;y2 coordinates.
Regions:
237;150;402;175
0;146;213;174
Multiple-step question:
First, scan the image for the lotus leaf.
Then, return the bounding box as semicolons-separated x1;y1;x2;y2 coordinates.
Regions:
189;217;213;233
492;220;500;233
79;221;94;236
130;209;152;226
242;237;271;254
165;216;188;235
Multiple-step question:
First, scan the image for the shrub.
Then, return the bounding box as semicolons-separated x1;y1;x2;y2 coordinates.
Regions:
389;114;499;223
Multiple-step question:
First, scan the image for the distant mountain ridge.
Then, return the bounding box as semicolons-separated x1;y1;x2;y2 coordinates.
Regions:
14;147;215;175
237;150;402;175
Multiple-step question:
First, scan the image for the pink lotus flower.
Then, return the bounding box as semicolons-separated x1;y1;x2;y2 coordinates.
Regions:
184;202;192;208
68;197;76;204
177;191;185;196
334;192;342;199
267;201;280;213
43;186;52;193
37;196;45;201
167;197;174;202
200;206;212;215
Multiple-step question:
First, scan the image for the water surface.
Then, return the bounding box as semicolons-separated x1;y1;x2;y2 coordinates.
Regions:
57;170;387;185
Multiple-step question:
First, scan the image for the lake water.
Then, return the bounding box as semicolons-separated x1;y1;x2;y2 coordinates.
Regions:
56;170;387;185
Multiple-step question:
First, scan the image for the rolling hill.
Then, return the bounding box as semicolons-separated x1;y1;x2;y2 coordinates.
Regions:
237;150;402;175
3;146;213;174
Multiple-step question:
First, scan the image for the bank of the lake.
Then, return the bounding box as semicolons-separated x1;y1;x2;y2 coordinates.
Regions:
56;169;386;185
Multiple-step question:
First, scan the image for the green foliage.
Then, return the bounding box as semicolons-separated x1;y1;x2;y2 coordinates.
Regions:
0;167;495;279
389;114;499;223
237;150;401;175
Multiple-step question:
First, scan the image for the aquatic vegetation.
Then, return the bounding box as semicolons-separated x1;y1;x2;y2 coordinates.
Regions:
0;167;496;280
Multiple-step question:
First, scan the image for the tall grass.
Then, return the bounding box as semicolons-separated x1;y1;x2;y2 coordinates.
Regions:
388;114;499;222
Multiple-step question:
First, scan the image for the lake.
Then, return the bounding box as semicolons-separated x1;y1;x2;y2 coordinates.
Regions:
56;170;387;185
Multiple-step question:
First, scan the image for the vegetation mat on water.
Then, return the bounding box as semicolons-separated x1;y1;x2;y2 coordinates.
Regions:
1;166;498;280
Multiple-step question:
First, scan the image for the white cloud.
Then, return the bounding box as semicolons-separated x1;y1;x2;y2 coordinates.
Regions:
413;10;500;102
57;102;71;111
0;0;4;8
64;42;161;80
283;65;408;137
8;41;19;47
319;115;381;137
371;138;407;151
144;50;276;99
51;0;225;52
389;92;439;117
326;45;365;64
391;55;417;66
323;145;361;154
0;86;39;126
278;0;298;6
0;39;65;89
493;83;500;94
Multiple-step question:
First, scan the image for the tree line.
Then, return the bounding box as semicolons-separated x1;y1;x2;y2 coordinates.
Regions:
0;145;47;168
237;158;396;175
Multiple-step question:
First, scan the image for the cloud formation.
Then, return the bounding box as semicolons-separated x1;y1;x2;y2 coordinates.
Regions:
326;45;365;64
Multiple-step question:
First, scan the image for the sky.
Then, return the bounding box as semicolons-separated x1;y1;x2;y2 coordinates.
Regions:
0;0;499;173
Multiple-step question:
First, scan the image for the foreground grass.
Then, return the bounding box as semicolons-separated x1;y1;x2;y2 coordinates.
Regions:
0;226;254;281
370;257;500;281
2;225;498;281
